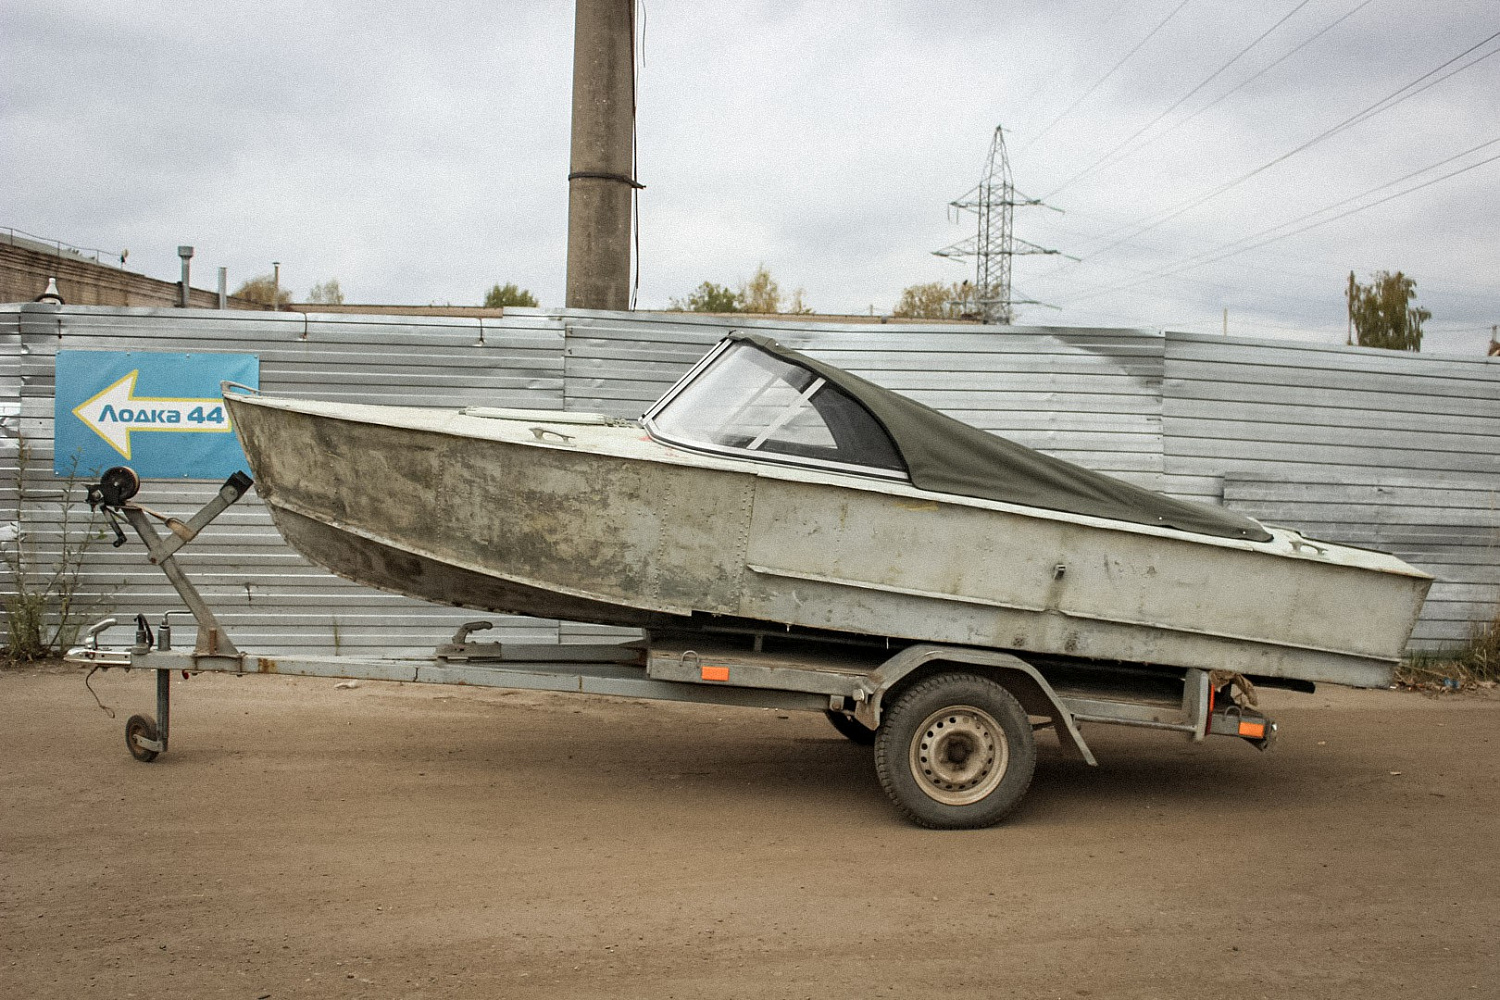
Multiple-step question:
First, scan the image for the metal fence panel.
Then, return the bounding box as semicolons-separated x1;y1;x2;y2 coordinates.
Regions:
1163;333;1500;494
3;306;1495;659
3;305;568;655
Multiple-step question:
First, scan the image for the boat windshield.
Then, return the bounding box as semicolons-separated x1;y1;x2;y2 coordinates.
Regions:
646;341;906;476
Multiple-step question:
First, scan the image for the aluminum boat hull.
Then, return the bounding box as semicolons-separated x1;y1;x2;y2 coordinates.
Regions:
225;393;1431;689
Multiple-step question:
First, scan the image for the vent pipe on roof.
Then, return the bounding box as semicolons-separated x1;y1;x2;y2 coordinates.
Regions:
177;245;194;307
34;277;63;304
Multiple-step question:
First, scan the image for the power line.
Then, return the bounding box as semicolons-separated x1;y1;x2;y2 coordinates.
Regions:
1030;215;1500;301
1052;134;1500;289
1042;0;1315;200
1051;145;1500;306
1067;28;1500;261
1055;152;1500;308
1052;0;1378;194
1181;135;1500;263
1025;227;1351;300
1018;0;1194;155
1034;213;1357;282
1187;151;1500;264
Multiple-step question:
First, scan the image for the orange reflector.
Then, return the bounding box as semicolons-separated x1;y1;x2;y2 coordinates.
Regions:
701;665;730;682
1238;721;1265;739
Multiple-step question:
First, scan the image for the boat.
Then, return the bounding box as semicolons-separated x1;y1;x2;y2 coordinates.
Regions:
223;333;1431;690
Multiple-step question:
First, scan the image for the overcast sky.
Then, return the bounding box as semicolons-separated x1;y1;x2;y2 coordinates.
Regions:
4;1;1497;354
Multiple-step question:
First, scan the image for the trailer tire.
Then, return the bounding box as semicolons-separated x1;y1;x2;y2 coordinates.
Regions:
824;709;877;745
875;673;1035;829
124;714;160;763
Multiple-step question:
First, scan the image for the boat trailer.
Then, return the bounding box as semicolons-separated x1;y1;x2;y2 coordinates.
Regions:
68;468;1278;829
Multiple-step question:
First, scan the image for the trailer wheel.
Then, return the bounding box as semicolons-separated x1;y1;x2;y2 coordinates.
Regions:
874;673;1035;829
823;709;877;745
124;714;160;763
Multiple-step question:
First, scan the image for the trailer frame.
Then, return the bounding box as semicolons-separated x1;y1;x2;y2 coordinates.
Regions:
67;470;1277;827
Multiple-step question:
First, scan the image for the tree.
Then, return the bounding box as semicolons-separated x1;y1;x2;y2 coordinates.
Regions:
784;287;813;315
2;442;113;663
306;278;344;305
669;281;742;313
740;265;781;313
668;266;812;314
1347;271;1429;352
483;283;539;308
893;281;970;320
740;264;812;314
233;274;290;307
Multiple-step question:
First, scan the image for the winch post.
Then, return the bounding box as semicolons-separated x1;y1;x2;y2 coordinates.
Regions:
107;472;253;662
120;506;239;658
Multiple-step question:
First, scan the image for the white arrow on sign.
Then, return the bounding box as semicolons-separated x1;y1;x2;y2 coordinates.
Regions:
71;370;234;459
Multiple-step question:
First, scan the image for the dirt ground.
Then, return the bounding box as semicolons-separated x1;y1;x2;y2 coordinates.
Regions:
2;665;1496;999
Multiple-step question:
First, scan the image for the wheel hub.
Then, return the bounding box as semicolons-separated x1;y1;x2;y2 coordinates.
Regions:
909;706;1009;806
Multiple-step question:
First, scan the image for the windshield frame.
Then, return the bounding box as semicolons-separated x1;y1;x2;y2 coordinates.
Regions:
643;339;909;481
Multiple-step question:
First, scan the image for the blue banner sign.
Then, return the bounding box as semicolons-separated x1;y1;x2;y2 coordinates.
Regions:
54;351;260;479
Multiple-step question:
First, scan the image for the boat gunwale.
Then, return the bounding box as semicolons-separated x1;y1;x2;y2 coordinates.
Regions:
265;497;702;617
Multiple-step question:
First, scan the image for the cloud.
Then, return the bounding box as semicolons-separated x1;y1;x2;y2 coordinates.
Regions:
3;0;1494;352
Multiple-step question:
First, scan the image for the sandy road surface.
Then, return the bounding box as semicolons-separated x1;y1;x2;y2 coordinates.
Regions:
2;666;1496;999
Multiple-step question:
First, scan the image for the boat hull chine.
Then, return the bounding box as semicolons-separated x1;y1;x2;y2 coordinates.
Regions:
268;504;688;629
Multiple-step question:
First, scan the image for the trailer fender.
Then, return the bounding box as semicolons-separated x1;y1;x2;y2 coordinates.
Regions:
857;644;1096;765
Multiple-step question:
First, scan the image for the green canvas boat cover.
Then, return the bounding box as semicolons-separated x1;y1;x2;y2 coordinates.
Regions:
732;332;1273;542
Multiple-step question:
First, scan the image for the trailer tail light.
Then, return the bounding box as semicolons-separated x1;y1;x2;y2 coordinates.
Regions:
700;664;730;682
1207;704;1276;749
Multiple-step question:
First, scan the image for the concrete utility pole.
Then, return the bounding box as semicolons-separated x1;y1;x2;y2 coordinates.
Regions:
566;0;638;310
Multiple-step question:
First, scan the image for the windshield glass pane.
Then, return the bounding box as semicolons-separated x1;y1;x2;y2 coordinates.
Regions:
650;342;905;473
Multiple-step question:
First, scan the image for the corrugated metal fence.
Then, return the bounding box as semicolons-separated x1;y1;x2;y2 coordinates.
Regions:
2;307;569;654
3;305;1496;655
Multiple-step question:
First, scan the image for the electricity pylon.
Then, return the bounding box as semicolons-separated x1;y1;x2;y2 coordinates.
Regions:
935;125;1066;324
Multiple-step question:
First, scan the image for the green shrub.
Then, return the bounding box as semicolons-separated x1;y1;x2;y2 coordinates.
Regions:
2;442;111;665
